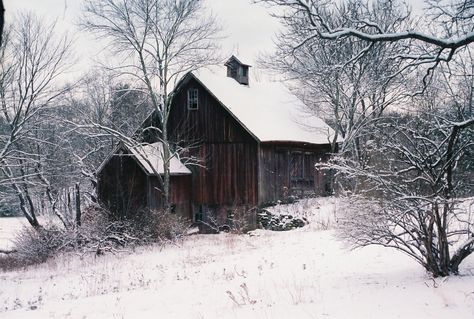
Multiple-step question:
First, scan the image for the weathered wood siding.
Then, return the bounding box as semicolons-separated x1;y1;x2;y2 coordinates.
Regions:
258;142;332;204
168;77;259;208
98;153;192;218
148;175;192;220
97;153;147;216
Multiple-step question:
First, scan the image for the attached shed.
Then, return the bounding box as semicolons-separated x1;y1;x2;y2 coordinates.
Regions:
97;142;192;219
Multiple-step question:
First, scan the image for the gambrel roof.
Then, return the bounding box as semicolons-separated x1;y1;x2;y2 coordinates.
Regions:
181;68;339;145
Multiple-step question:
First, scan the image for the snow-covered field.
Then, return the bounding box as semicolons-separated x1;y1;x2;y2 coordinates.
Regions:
1;197;474;319
0;217;27;250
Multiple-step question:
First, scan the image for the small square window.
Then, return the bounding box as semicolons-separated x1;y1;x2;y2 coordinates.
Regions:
187;88;199;110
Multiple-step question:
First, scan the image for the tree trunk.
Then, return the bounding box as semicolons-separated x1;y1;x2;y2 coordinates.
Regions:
18;192;41;229
0;0;4;47
75;183;82;227
162;122;171;213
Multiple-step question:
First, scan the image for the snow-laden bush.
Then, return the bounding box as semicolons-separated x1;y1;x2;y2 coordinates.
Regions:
327;102;474;277
79;205;190;253
2;205;190;268
12;224;75;265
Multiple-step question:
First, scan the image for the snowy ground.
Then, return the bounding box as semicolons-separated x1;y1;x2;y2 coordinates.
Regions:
1;197;474;319
0;217;27;250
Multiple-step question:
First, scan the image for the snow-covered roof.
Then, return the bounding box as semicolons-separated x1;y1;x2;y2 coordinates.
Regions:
130;142;191;176
188;68;340;145
224;55;252;67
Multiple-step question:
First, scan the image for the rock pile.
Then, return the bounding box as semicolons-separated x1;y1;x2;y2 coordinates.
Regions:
257;210;308;231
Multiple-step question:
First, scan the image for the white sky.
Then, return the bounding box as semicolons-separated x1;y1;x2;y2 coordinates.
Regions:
4;0;280;76
4;0;425;79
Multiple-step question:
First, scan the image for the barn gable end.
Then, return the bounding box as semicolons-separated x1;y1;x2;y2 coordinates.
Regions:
168;76;259;210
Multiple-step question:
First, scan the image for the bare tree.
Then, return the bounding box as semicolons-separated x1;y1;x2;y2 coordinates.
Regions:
82;0;221;212
260;0;409;159
260;0;474;277
0;13;72;228
61;69;153;198
258;0;474;90
332;66;474;276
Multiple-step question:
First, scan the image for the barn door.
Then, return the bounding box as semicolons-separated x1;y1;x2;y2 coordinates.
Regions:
276;151;289;199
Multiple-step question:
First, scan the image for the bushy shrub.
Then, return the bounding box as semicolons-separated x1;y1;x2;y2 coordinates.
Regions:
126;208;189;244
198;206;257;234
79;205;190;253
2;205;190;269
12;224;74;266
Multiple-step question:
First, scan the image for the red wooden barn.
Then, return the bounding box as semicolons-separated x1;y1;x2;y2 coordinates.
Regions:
97;56;339;222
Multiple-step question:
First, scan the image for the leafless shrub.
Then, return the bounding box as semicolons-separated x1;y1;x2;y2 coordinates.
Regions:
199;206;257;234
11;224;75;266
79;205;190;253
0;254;22;271
135;209;190;244
1;205;190;269
227;207;257;234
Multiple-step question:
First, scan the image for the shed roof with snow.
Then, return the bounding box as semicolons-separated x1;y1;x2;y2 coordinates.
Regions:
97;142;191;176
130;142;191;176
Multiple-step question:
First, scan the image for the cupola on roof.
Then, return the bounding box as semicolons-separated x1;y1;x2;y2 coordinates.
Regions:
224;55;251;85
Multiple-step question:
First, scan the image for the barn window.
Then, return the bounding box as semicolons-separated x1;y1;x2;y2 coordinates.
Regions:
238;66;248;78
187;88;199;110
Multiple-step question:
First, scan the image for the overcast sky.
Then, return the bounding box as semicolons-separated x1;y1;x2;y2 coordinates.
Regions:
4;0;425;79
5;0;281;76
